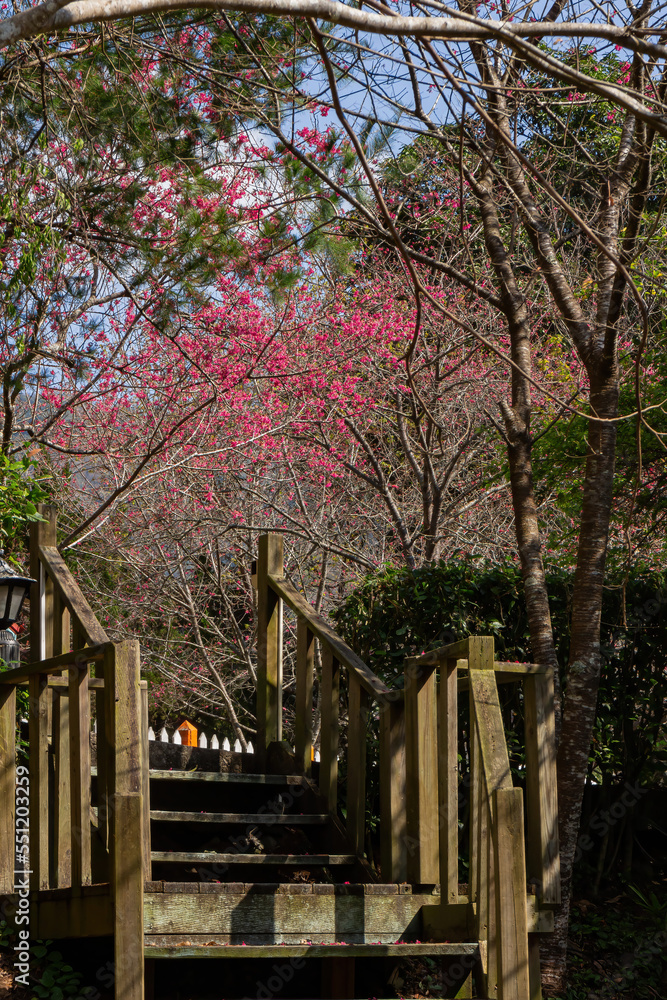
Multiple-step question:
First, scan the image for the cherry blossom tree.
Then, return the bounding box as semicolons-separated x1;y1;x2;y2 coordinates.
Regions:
4;0;667;988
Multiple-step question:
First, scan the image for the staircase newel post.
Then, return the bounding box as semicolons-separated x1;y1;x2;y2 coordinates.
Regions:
28;506;56;892
104;640;144;1000
404;657;439;884
256;533;284;754
379;694;407;882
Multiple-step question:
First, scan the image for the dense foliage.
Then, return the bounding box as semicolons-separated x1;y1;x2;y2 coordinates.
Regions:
335;559;667;786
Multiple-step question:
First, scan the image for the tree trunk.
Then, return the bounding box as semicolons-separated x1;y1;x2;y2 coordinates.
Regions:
541;361;619;992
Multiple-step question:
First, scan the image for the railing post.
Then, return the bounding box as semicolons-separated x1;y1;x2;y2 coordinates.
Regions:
256;534;283;754
319;643;340;814
404;659;439;884
30;504;56;664
0;685;16;893
52;687;71;887
346;673;368;855
69;655;91;887
494;787;530;1000
104;640;144;1000
295;619;315;776
140;680;151;879
379;695;407;882
30;507;56;748
438;655;459;903
29;672;50;890
524;670;560;904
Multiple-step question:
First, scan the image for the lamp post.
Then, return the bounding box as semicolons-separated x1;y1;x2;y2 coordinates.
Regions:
0;553;35;670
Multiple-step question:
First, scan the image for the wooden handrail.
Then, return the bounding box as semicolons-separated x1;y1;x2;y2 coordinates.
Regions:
38;545;109;646
268;573;393;705
0;644;109;684
0;507;148;1000
254;538;560;939
469;668;513;794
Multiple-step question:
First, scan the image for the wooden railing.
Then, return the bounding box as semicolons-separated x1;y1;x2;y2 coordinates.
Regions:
0;507;146;1000
255;534;560;998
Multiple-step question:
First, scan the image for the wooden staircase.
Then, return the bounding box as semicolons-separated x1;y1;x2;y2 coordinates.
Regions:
141;762;482;998
0;510;560;999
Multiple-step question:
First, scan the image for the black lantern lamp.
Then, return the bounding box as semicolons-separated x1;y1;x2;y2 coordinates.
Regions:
0;554;35;670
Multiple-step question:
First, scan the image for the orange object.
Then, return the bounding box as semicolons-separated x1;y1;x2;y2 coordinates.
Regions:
177;719;198;746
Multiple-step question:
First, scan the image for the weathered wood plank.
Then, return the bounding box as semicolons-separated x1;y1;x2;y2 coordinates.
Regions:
52;590;70;659
346;673;368;855
143;891;436;937
268;574;392;705
144;943;480;959
0;686;16;893
0;645;107;685
151;852;356;865
528;935;543;999
150;810;329;824
149;770;307;785
104;641;142;798
52;689;71;888
493;787;530;1000
69;661;91;887
141;682;151;879
30;506;56;663
493;662;546;674
404;638;471;668
38;546;108;647
379;697;407;883
486;795;498;997
404;659;439;883
524;671;560;904
113;792;144;1000
95;683;109;867
256;534;283;751
469;669;512;794
468;714;479;907
295;619;315;776
438;657;459;903
319;643;340;814
29;672;49;890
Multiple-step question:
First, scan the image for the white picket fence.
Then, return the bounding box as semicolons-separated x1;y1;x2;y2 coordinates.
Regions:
93;716;321;760
145;726;320;760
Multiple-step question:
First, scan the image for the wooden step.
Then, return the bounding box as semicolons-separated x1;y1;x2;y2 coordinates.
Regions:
144;942;480;959
150;811;329;824
151;852;356;865
150;770;307;786
143;883;439;945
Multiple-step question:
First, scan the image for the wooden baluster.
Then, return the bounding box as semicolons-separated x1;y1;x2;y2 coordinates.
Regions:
52;592;71;887
493;787;530;1000
468;706;479;907
379;695;407;882
0;685;16;893
256;534;283;754
319;643;340;814
295;619;315;776
95;680;109;879
30;508;56;738
140;680;151;879
404;661;439;883
438;655;459;903
69;656;91;887
52;687;71;887
29;672;50;890
485;794;497;998
346;673;369;856
524;670;560;904
104;641;144;1000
